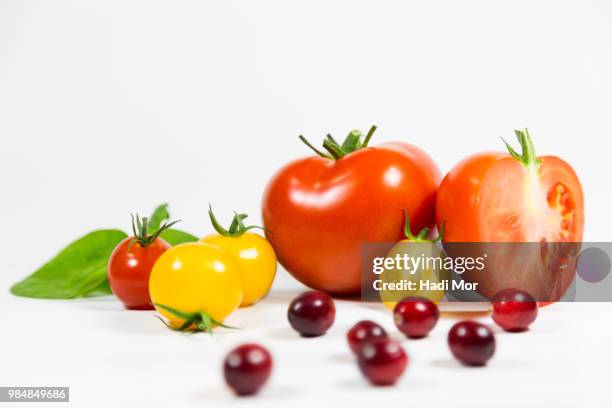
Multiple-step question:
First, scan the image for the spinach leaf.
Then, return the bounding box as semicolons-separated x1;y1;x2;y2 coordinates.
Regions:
10;230;127;299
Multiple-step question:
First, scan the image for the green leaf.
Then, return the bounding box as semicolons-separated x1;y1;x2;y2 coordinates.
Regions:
148;203;170;231
148;203;197;245
159;229;198;246
10;230;127;299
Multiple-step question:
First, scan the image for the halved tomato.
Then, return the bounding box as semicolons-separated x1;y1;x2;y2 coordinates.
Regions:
436;129;584;302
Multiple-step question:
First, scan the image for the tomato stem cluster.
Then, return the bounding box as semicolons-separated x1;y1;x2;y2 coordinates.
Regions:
208;204;264;237
129;214;179;248
299;125;378;160
154;303;236;333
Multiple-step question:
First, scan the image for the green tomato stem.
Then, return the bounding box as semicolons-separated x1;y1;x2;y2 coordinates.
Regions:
129;213;179;248
402;209;444;243
298;135;332;158
298;125;378;160
208;204;264;238
361;125;377;147
322;137;346;159
501;128;542;168
154;303;238;334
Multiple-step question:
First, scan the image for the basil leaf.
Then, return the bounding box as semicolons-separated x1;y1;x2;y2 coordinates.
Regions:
160;229;199;246
148;203;170;231
10;229;127;299
148;203;198;245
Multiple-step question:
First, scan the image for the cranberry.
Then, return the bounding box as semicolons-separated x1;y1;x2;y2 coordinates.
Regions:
448;321;495;366
347;320;388;354
393;296;439;339
287;290;335;337
491;288;538;332
357;338;408;386
223;344;272;396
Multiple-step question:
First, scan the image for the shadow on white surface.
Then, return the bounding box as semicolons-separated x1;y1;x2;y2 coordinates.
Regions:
109;311;164;335
430;358;464;370
191;384;302;402
336;373;438;391
260;289;301;305
431;357;525;370
73;296;125;311
329;352;354;364
266;326;346;341
266;327;303;340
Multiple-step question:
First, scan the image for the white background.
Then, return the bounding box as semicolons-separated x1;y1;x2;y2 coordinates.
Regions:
1;1;611;407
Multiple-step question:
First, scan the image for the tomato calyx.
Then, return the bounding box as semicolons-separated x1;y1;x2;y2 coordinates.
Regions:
402;209;444;243
501;128;542;169
129;214;179;249
208;204;264;238
298;125;378;160
154;303;237;333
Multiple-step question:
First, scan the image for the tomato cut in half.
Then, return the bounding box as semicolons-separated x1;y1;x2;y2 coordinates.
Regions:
436;129;584;303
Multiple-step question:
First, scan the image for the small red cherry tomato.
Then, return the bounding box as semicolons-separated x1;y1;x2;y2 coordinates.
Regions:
108;214;176;310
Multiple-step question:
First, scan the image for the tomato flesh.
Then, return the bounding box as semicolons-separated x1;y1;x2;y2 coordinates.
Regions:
437;151;584;302
478;156;582;243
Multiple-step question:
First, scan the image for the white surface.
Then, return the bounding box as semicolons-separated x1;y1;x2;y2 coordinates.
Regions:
2;286;612;408
1;0;612;407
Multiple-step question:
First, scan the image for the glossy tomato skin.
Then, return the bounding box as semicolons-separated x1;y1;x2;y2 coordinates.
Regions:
436;150;584;301
108;237;170;310
149;243;243;329
263;143;440;295
200;233;277;307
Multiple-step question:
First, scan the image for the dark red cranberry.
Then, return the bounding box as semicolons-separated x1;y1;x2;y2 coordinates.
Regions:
357;338;408;386
287;290;335;337
491;288;538;332
223;344;272;396
347;320;388;354
448;321;495;366
393;296;439;339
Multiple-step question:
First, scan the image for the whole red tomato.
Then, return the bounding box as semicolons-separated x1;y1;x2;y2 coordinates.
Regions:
108;215;175;309
262;126;440;295
436;129;584;302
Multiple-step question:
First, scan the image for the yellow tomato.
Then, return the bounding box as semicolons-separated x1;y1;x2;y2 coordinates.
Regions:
149;242;243;330
380;211;447;309
200;233;276;306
